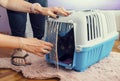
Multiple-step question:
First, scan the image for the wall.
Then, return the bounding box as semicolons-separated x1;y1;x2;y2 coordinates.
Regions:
114;11;120;31
114;10;120;39
0;7;11;34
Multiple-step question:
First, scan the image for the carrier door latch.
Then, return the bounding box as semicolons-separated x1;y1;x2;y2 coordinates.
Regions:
75;46;82;52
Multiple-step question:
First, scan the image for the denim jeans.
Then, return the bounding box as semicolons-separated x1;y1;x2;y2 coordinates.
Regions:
7;0;47;39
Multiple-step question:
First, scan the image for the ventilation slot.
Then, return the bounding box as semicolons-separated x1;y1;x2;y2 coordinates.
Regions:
86;14;101;41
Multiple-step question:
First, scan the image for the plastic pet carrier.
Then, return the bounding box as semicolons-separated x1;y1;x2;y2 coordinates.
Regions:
44;10;118;72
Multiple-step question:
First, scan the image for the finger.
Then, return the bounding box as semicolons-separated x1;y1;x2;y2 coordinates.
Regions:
47;10;58;19
42;49;50;54
43;46;52;51
34;47;50;55
53;7;68;16
42;41;53;47
33;47;49;54
57;7;70;15
59;7;71;15
39;40;53;47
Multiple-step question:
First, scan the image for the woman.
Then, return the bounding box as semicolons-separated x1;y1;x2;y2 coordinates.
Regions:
7;0;48;39
0;0;70;65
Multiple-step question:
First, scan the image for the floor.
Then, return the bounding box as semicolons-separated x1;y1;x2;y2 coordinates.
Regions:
0;40;120;81
112;40;120;52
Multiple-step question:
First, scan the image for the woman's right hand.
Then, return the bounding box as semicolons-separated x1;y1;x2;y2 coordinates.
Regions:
20;38;53;57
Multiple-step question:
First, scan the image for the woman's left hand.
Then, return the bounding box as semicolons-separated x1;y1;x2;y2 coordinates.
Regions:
33;3;71;18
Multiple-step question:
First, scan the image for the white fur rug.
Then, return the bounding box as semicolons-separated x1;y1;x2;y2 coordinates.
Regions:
0;52;120;81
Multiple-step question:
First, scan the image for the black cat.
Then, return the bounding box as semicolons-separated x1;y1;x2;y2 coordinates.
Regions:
57;28;75;64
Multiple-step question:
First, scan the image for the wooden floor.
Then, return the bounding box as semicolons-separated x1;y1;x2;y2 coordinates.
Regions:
0;40;120;81
112;40;120;52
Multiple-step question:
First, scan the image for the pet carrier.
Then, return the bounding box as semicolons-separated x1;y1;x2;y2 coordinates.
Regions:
44;10;118;72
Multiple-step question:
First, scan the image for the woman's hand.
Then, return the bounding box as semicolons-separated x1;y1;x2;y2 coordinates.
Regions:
39;7;71;18
20;38;53;57
32;3;71;19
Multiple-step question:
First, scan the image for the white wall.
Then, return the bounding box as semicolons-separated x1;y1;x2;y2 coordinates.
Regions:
114;11;120;31
113;10;120;39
